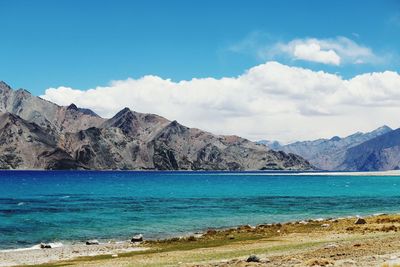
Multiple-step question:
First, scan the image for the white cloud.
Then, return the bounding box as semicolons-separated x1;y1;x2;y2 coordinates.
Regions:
229;34;381;66
269;37;378;65
42;62;400;143
292;42;341;65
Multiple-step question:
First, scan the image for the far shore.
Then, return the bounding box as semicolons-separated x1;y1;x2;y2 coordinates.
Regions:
301;170;400;176
1;169;400;176
3;213;400;266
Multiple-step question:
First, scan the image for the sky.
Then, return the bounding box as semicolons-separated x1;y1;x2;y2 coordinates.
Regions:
1;0;400;142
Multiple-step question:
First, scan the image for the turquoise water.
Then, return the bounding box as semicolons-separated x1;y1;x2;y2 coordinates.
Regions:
1;171;400;249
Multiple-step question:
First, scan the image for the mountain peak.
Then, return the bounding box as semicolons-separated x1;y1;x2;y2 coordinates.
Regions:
103;107;138;134
170;120;179;127
330;136;341;142
65;103;100;117
67;103;79;111
112;107;135;120
15;88;32;96
160;120;188;134
0;81;12;91
374;125;392;133
115;107;133;116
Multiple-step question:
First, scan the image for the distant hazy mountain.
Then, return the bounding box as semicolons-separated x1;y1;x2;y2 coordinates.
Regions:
259;126;393;170
340;128;400;171
0;81;313;170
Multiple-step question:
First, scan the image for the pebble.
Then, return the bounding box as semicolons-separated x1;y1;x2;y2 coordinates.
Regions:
40;243;52;249
246;255;260;262
131;234;144;242
85;240;100;245
354;218;367;224
324;243;338;249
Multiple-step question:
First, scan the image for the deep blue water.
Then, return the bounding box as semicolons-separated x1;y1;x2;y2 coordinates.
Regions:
1;171;400;249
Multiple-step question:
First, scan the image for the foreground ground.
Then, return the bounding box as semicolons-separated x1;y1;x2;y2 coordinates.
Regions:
4;214;400;267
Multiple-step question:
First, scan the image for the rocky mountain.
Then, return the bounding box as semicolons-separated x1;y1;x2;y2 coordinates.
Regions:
340;129;400;171
259;126;393;170
0;112;82;169
0;81;313;170
0;81;104;134
62;109;312;170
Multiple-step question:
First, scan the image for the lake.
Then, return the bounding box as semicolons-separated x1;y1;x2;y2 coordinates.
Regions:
1;171;400;249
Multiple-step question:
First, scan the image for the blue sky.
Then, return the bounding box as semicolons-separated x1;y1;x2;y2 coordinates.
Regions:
1;0;399;95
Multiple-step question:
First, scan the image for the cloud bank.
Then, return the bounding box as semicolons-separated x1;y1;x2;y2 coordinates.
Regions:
42;61;400;143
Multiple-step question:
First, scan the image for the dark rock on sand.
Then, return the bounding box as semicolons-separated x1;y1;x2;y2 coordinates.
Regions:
40;243;52;249
354;218;367;224
131;234;143;242
85;239;100;245
246;255;261;262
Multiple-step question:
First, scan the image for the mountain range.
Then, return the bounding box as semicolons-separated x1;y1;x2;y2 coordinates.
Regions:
0;81;312;170
258;125;400;171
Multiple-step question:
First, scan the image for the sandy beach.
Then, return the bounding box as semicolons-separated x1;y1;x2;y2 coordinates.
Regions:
0;241;147;267
2;213;400;266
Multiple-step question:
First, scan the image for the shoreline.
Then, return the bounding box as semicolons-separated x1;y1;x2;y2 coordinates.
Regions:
0;211;394;253
0;241;148;267
3;212;400;266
